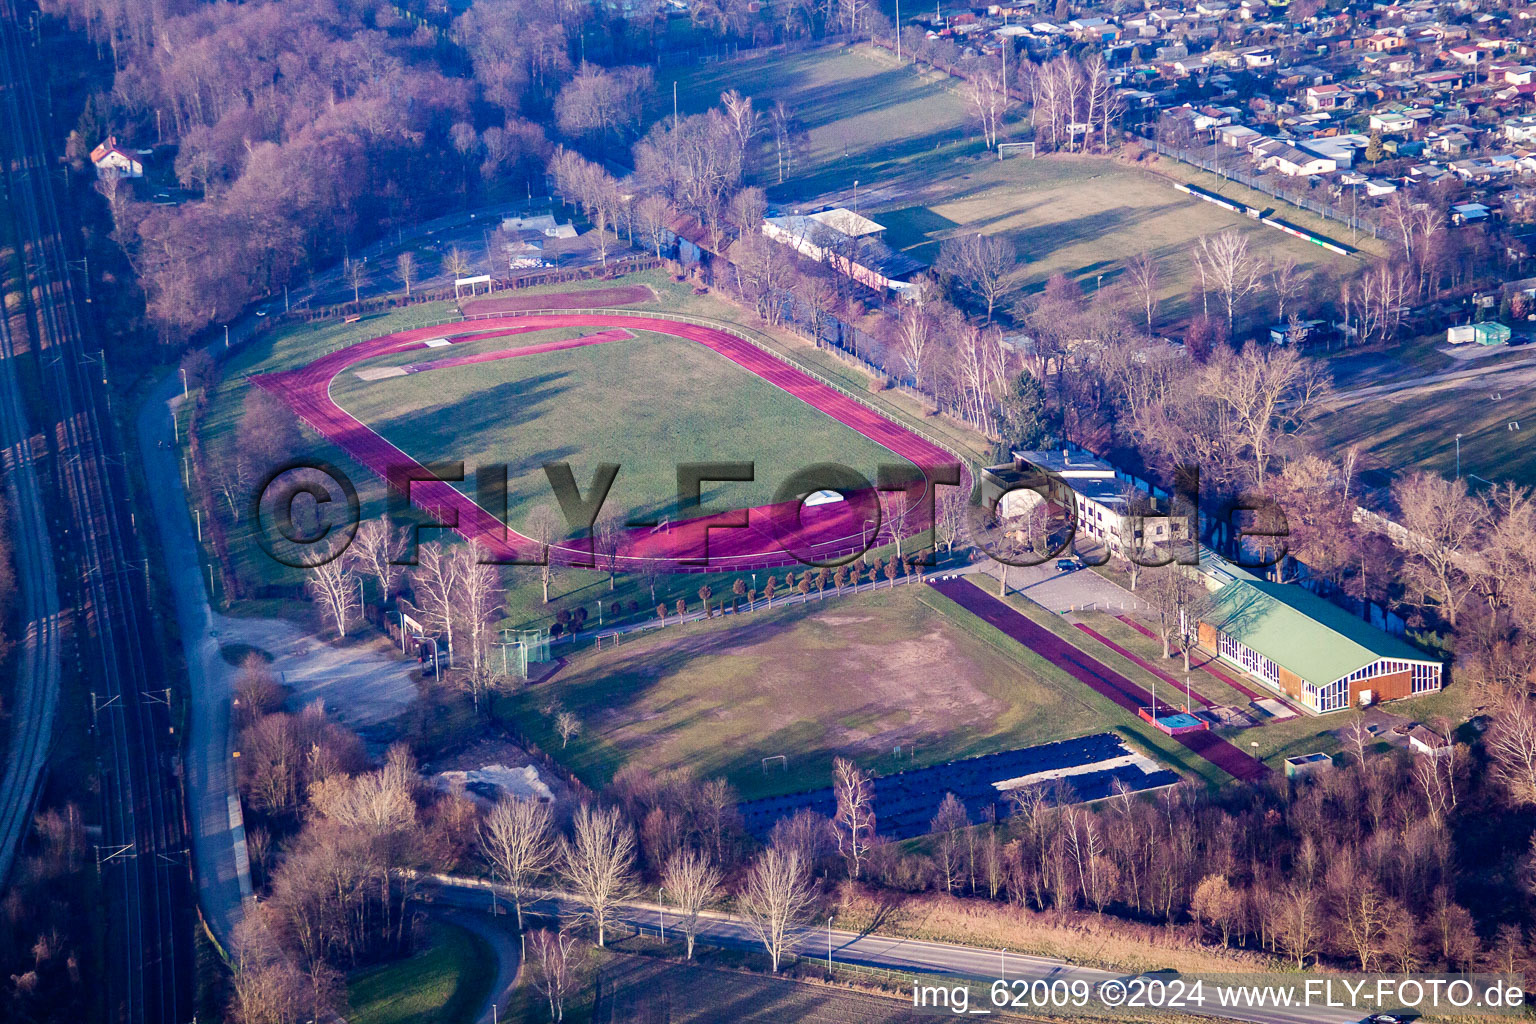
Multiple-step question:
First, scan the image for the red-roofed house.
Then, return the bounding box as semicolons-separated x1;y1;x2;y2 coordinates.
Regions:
89;136;143;179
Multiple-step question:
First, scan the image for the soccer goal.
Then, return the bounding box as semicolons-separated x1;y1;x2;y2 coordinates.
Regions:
761;754;788;774
997;142;1036;159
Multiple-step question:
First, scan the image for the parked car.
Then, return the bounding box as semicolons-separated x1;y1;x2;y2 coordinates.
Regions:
1055;558;1077;573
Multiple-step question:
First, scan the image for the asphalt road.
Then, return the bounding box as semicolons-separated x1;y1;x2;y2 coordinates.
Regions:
423;877;1368;1024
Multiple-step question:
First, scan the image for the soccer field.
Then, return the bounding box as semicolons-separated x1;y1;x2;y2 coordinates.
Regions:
501;586;1110;799
328;325;917;535
668;46;1354;322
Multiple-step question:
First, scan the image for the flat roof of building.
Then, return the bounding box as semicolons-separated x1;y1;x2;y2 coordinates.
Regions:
1203;578;1438;684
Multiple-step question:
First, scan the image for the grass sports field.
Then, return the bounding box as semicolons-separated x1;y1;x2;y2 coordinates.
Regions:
329;325;914;536
666;47;1355;321
191;271;958;594
499;586;1110;800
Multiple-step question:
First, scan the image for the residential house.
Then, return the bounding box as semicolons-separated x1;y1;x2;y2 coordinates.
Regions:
1253;137;1339;175
1305;83;1355;110
89;136;143;179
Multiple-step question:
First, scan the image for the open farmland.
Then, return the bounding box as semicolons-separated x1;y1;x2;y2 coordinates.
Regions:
668;47;1355;322
500;586;1110;799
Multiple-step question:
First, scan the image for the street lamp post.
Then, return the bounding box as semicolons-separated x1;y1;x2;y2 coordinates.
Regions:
179;367;188;398
828;916;835;971
658;887;665;942
1456;433;1463;479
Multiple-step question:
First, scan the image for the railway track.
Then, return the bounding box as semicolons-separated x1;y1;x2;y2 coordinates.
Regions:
0;146;62;892
0;3;190;1022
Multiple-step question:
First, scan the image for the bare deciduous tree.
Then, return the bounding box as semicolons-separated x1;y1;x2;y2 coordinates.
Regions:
1490;698;1536;804
410;541;462;670
396;251;416;297
528;927;586;1022
832;757;875;880
350;519;406;605
1125;251;1159;334
936;233;1015;323
738;846;817;972
526;504;564;604
480;797;555;929
555;711;581;749
561;804;638;947
1194;231;1265;336
661;849;724;959
636;194;674;259
1200;345;1330;488
305;557;356;639
1391;472;1485;628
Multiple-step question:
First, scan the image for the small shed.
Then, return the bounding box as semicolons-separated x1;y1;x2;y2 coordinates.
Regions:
1284;752;1333;779
1407;725;1452;757
1447;321;1511;346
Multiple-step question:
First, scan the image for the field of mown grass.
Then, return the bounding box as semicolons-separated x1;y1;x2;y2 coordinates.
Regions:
661;46;992;202
187;270;950;595
1311;374;1536;488
498;585;1111;800
346;921;493;1024
331;326;912;534
665;46;1353;323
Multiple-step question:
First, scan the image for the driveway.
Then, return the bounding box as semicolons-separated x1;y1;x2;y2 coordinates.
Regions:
978;558;1151;615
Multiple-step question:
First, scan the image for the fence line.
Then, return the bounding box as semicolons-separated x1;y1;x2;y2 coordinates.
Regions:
1148;138;1386;241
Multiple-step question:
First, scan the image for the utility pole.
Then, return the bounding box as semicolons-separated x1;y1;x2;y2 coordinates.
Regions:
896;0;902;61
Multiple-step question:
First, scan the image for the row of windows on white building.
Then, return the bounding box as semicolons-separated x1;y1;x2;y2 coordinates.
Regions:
1212;630;1440;713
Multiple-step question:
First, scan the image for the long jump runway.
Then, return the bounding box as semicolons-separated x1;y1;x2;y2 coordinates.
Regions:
927;578;1271;784
253;314;967;572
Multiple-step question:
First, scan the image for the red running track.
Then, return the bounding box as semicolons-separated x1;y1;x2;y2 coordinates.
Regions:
253;315;967;572
927;578;1270;783
399;329;634;374
1112;614;1300;711
1073;623;1214;709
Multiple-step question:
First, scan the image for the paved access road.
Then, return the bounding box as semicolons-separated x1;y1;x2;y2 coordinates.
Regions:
136;379;253;948
424;876;1364;1024
927;578;1270;783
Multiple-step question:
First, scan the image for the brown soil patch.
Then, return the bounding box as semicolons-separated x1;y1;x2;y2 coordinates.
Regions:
458;284;655;315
